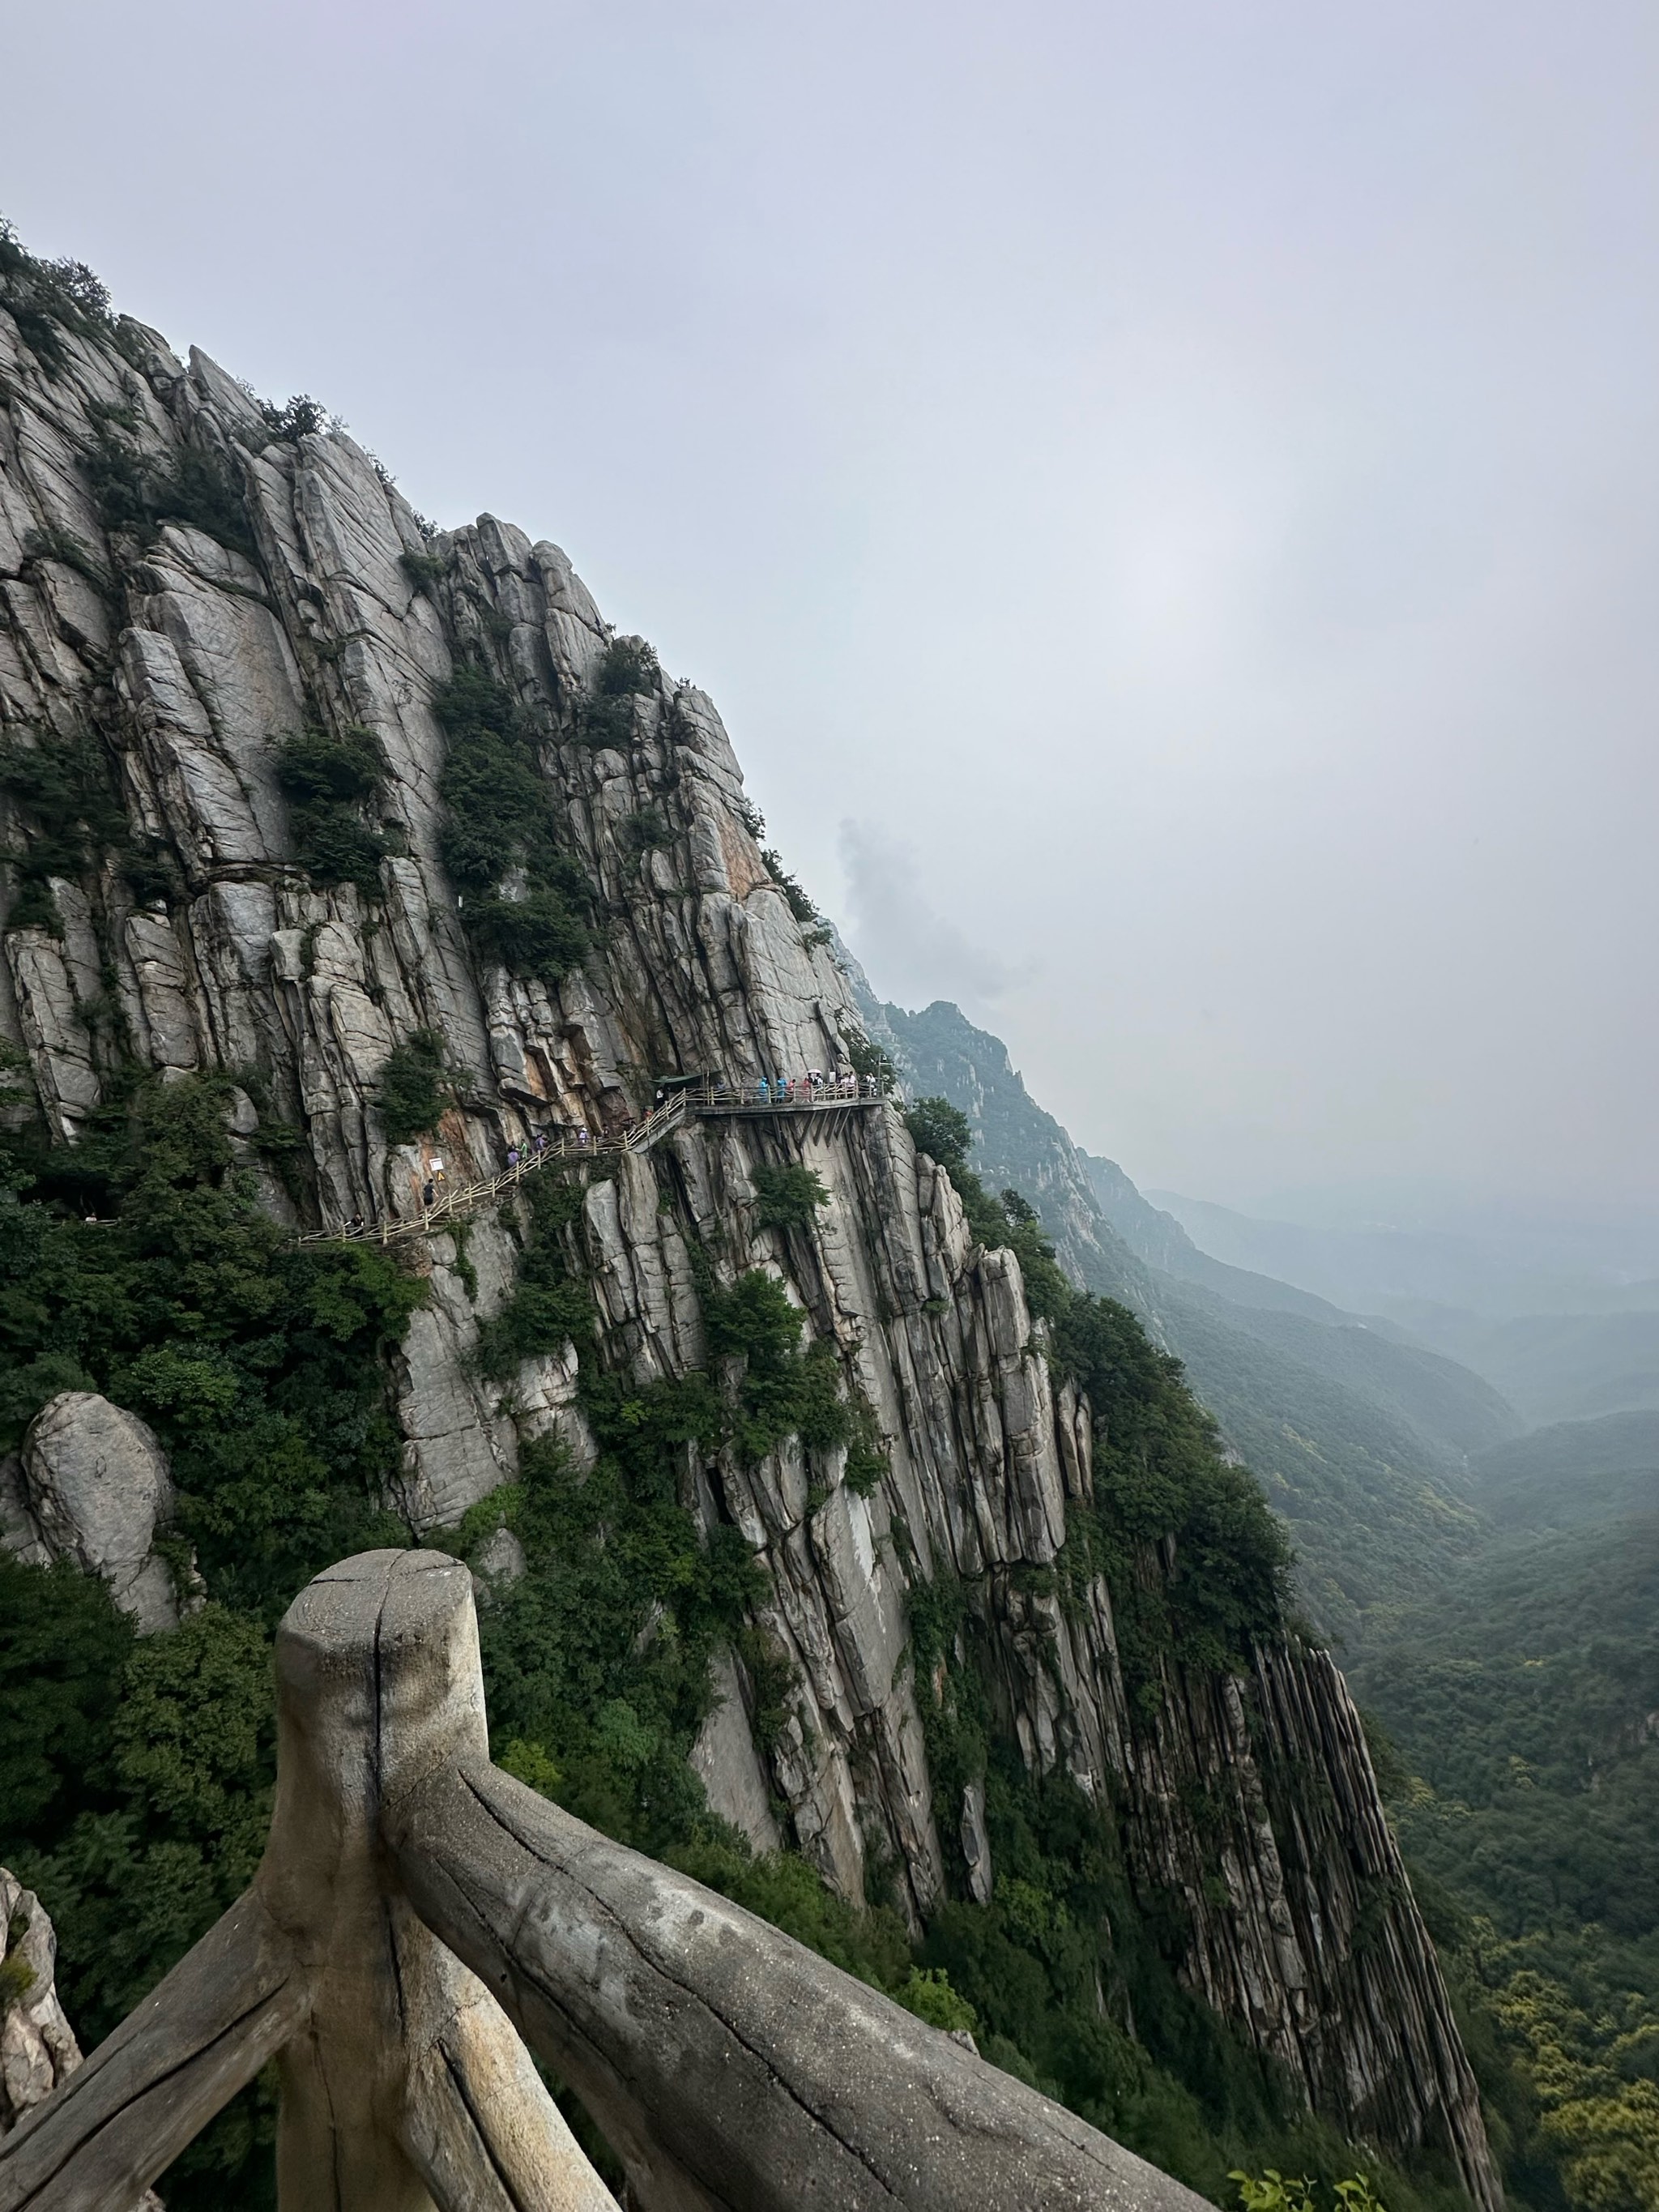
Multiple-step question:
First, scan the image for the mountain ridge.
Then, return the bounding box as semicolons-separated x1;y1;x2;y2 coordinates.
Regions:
0;228;1496;2208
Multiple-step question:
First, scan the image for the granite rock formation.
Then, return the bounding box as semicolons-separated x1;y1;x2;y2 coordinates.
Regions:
0;271;1498;2204
0;1868;164;2207
0;1391;183;1631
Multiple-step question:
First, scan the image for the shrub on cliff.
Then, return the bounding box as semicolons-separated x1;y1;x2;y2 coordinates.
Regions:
578;634;662;747
760;848;826;933
0;218;115;370
83;426;258;560
0;725;172;930
431;662;592;982
705;1269;850;1463
273;725;390;898
903;1097;1069;1320
377;1029;454;1147
476;1174;595;1373
749;1161;830;1232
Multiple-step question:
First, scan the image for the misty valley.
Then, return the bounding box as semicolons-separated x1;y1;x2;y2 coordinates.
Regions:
0;204;1654;2212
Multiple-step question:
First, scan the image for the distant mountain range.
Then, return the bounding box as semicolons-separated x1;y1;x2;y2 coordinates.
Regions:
1465;1409;1659;1532
847;988;1521;1636
1154;1191;1659;1427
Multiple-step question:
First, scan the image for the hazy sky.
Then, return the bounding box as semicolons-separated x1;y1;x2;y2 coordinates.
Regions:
6;1;1657;1210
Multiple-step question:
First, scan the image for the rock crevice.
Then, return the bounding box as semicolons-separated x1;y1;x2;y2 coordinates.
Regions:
0;288;1497;2206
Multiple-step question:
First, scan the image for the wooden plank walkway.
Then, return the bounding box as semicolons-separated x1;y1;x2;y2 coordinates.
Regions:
303;1082;888;1247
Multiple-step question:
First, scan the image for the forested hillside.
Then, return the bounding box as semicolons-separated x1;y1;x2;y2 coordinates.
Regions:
1351;1517;1659;2212
862;987;1659;2212
859;991;1516;1636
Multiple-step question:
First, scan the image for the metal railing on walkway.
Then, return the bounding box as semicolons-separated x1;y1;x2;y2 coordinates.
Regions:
302;1078;891;1248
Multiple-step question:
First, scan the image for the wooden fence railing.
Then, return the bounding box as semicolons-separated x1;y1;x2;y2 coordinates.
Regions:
0;1550;1211;2212
303;1082;889;1250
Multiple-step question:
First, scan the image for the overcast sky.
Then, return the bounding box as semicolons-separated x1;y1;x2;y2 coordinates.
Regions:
6;0;1656;1212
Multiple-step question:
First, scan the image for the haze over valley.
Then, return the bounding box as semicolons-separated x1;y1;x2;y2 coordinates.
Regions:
2;8;1655;2210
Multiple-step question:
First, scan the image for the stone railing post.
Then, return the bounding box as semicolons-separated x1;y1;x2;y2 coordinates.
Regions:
3;1547;1216;2212
0;1550;612;2212
262;1551;612;2210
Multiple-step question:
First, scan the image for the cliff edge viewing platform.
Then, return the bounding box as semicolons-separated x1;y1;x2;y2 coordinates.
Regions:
303;1078;891;1248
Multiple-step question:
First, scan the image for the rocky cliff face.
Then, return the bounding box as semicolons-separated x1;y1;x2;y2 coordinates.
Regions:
0;272;1498;2205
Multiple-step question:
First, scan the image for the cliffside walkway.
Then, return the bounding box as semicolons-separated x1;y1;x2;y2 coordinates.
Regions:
0;1548;1212;2212
303;1078;889;1248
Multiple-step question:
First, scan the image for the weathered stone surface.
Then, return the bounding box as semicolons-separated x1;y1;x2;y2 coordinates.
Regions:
690;1649;783;1855
0;1871;79;2138
0;280;1499;2209
6;1394;182;1632
0;1868;164;2207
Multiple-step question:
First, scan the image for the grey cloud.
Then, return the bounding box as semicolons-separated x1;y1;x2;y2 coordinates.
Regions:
5;0;1655;1207
837;822;1031;1014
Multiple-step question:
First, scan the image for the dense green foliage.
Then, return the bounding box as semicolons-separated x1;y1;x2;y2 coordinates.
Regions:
474;1171;596;1373
83;421;258;559
0;1075;422;1605
748;1159;830;1231
0;1554;134;1847
376;1027;455;1147
0;725;173;930
1353;1520;1659;2211
1467;1411;1659;1535
704;1267;850;1465
475;1422;746;1852
0;217;122;371
271;724;391;896
1055;1296;1293;1689
579;633;662;746
432;663;592;978
2;1576;283;2204
257;394;329;442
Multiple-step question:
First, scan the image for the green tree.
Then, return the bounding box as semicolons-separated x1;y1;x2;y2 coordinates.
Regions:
377;1029;454;1147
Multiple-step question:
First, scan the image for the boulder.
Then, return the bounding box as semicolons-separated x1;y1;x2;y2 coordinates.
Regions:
4;1393;182;1633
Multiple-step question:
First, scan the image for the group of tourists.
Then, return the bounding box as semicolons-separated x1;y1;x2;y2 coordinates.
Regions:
403;1069;885;1223
748;1068;880;1104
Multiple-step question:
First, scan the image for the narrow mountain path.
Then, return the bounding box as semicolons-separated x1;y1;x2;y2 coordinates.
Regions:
304;1082;889;1247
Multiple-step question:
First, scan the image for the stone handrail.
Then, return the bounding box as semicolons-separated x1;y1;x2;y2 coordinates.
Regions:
0;1550;1211;2212
306;1081;889;1249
